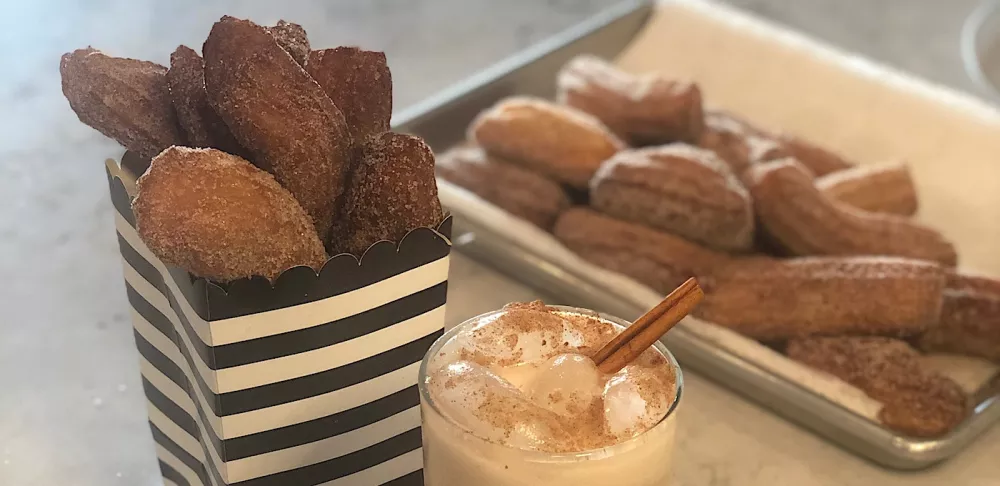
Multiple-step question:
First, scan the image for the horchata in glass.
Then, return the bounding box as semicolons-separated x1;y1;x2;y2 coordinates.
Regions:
419;302;682;486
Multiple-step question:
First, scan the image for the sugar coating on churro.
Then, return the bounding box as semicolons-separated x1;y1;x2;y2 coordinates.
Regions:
787;336;967;437
61;48;185;159
697;256;946;340
133;147;327;282
815;162;919;216
470;97;625;188
746;159;957;266
919;270;1000;361
306;47;392;142
554;207;729;292
203;15;352;241
436;145;570;229
697;110;783;175
777;133;855;176
167;45;246;157
266;20;310;66
330;132;442;256
590;144;754;251
557;55;704;145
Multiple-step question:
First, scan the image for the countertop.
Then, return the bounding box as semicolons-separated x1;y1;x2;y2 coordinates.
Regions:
1;0;998;485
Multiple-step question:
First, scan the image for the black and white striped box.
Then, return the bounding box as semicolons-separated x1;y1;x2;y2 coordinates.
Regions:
106;156;451;486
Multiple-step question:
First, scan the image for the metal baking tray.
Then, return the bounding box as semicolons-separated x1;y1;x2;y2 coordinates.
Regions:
393;0;1000;469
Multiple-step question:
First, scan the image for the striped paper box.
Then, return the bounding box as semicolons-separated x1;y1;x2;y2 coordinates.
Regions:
105;155;452;486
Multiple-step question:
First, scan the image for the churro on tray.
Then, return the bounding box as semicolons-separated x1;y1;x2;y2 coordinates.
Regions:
557;55;704;145
554;208;728;292
590;144;754;251
777;133;856;176
470;97;625;188
787;336;968;437
919;271;1000;361
437;146;570;229
696;256;946;340
815;161;919;216
697;110;786;175
745;159;957;265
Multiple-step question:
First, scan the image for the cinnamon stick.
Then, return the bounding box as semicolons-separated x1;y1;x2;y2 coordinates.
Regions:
593;278;704;374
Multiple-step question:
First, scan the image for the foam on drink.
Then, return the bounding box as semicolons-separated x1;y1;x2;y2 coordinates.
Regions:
425;301;677;453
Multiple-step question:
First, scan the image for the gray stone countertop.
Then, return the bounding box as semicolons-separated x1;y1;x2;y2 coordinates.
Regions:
1;0;997;484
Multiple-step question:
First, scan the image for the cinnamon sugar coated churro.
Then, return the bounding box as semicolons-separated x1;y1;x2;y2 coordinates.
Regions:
133;147;327;282
167;45;246;157
697;111;751;172
746;159;957;265
203;15;352;241
436;146;569;229
470;97;625;188
778;133;854;176
696;256;946;340
787;337;968;437
590;144;754;251
815;162;919;216
61;48;185;159
330;132;442;256
306;47;392;142
697;110;785;174
919;271;1000;361
778;133;855;176
266;20;310;66
570;248;695;294
557;55;704;145
554;207;728;291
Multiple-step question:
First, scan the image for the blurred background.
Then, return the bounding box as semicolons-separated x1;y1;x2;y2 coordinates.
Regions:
0;0;996;485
